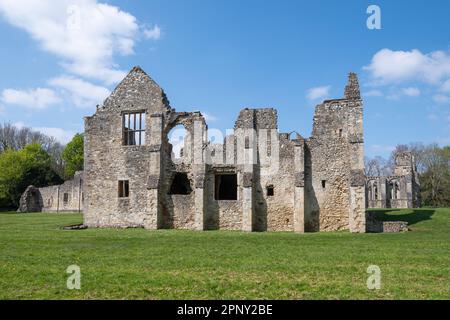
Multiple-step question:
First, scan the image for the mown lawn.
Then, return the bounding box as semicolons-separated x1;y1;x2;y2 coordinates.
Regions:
0;208;449;300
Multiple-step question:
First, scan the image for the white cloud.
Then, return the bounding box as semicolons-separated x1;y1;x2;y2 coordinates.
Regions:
306;85;330;101
363;89;383;97
1;87;61;109
34;126;76;144
433;94;450;105
12;121;76;144
202;112;217;122
143;25;161;40
401;87;421;97
0;0;160;85
49;75;110;108
364;48;450;85
440;80;450;93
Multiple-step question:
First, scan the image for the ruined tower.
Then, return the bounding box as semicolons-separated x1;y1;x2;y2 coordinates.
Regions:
304;72;366;232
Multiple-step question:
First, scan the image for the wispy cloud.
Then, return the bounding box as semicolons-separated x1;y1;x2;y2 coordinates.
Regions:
363;89;383;97
306;85;330;101
49;76;110;108
202;112;218;122
433;94;450;105
1;88;61;109
440;79;450;93
13;121;75;144
143;25;161;40
401;87;421;97
0;0;161;85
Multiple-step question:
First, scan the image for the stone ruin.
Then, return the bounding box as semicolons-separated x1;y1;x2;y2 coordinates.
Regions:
82;67;366;233
17;171;83;213
366;152;421;209
18;67;421;233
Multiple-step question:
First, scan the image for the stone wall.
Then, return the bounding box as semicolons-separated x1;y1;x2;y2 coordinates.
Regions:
366;151;421;209
83;67;367;233
366;212;408;233
17;172;83;213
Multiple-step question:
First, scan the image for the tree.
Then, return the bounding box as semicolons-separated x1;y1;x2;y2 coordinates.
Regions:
0;122;65;177
62;133;84;179
0;143;63;208
420;145;450;207
364;156;389;176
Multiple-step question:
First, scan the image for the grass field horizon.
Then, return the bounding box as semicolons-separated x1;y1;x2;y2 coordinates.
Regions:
0;208;449;299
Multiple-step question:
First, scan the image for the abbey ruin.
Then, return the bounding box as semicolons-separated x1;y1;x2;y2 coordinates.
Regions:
366;151;421;209
18;67;420;233
81;67;367;233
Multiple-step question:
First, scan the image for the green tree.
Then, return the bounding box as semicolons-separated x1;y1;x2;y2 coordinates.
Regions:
420;145;450;207
0;143;62;208
62;133;84;179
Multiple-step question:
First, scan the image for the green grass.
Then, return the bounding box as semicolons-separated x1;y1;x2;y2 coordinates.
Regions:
0;208;449;299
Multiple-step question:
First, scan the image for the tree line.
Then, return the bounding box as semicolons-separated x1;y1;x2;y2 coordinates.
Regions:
365;143;450;207
0;123;84;209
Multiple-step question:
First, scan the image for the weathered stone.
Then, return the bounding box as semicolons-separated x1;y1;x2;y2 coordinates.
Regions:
17;185;42;213
366;151;421;209
242;172;253;188
18;172;84;213
77;67;368;233
147;175;160;189
350;170;366;187
294;172;305;187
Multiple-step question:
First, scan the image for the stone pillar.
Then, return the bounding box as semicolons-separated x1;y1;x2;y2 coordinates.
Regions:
293;140;305;233
349;142;366;233
242;128;255;232
379;177;386;208
145;113;163;230
347;98;366;233
193;120;206;230
405;175;413;208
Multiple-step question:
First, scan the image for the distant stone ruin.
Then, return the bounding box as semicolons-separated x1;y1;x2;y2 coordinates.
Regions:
365;152;421;209
17;171;83;213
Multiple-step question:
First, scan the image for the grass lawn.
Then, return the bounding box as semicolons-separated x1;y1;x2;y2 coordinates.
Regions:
0;208;449;300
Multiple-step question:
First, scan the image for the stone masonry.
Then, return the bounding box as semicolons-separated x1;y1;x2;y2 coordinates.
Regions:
17;171;84;213
366;152;421;209
82;67;366;232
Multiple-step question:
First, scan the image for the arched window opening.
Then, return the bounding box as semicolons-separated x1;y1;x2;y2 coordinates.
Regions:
168;125;187;160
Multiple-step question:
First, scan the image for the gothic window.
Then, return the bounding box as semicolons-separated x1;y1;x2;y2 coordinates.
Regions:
123;112;145;146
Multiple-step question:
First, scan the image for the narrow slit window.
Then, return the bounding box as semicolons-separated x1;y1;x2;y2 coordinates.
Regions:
63;193;69;203
339;129;343;137
118;180;129;198
321;180;326;189
245;136;250;149
123;112;145;146
267;185;274;197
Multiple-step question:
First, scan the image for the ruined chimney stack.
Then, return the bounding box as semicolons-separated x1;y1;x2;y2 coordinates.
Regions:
344;72;361;100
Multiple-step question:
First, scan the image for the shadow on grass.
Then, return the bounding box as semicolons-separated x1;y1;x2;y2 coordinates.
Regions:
367;208;435;226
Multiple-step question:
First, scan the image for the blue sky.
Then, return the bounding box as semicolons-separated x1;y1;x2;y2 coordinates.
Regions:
0;0;449;158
